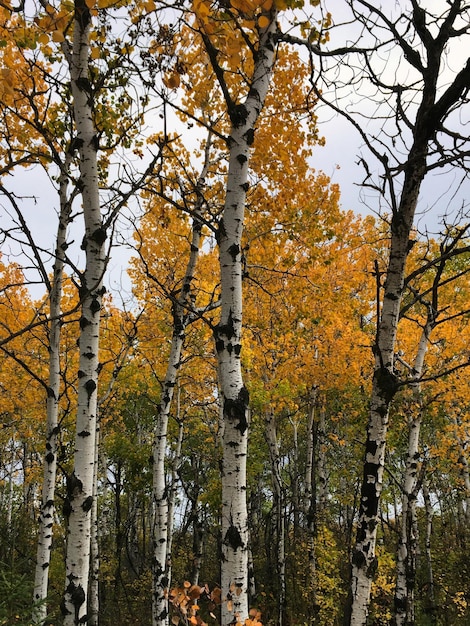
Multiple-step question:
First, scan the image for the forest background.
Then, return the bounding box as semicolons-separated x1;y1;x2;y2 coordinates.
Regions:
1;1;470;626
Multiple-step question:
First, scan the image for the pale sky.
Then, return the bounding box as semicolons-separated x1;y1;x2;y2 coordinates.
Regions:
1;0;469;302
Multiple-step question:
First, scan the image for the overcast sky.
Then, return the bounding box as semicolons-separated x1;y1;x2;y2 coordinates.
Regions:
2;0;469;302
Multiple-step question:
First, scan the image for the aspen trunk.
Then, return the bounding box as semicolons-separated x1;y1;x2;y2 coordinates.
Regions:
394;323;430;626
266;409;286;626
349;150;427;626
330;6;470;624
88;420;100;626
422;479;437;625
191;504;204;587
33;157;72;625
165;417;184;595
62;1;107;621
453;414;470;522
304;389;318;621
152;162;207;626
213;16;278;625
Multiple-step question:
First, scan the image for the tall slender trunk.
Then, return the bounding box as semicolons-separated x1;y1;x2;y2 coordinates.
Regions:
62;1;107;621
88;419;100;626
266;408;286;626
212;16;278;624
394;320;431;626
342;6;470;624
33;155;73;625
113;461;124;610
165;417;184;595
151;155;209;626
304;388;318;621
191;504;204;587
422;479;437;625
291;416;300;538
349;150;427;626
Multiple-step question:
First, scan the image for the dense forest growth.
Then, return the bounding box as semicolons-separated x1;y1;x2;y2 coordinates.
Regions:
1;1;470;625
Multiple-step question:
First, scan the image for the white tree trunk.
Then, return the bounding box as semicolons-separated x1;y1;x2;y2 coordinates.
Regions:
266;409;286;626
394;323;430;626
152;337;179;626
338;6;470;624
422;479;437;624
88;420;100;626
349;159;426;626
214;16;278;625
452;414;470;522
152;158;208;626
33;156;72;625
304;394;318;620
62;1;106;621
165;416;183;587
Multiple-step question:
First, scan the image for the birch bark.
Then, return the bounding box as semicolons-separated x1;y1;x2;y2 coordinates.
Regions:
212;15;278;625
266;409;286;626
88;419;100;626
33;156;72;625
422;479;437;624
348;8;470;623
453;415;470;523
303;389;319;621
61;1;107;621
393;320;432;626
349;149;426;626
151;159;208;626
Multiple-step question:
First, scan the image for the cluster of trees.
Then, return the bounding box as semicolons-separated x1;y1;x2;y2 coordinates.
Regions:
1;1;470;625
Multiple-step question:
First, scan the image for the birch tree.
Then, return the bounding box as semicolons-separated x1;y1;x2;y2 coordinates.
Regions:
189;5;282;620
285;3;470;622
59;0;107;619
157;2;320;621
33;157;74;624
146;139;215;626
393;230;470;625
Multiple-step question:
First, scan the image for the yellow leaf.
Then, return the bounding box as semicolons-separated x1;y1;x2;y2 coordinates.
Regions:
143;0;156;12
51;30;65;42
228;51;241;66
257;15;270;28
227;39;241;53
37;32;50;45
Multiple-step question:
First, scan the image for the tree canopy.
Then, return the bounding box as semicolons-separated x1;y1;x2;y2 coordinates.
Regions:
0;2;470;626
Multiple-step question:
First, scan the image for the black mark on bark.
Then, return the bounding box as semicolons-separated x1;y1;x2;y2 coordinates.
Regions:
81;495;93;512
224;386;249;434
224;524;243;551
84;378;96;400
